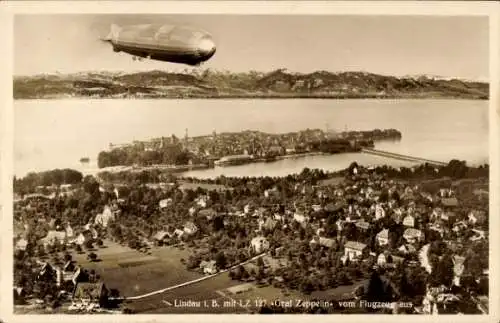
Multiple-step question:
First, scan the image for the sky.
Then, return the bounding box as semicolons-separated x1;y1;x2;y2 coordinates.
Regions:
14;14;489;80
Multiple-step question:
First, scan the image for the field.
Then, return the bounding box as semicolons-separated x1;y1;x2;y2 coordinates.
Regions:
71;240;202;297
69;239;365;313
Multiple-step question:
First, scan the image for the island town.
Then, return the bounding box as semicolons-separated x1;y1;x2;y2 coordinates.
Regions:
12;128;489;315
96;128;402;169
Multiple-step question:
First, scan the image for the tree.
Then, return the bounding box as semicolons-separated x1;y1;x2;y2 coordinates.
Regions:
215;251;227;269
365;270;389;302
85;240;94;250
63;253;72;262
87;252;98;262
430;254;454;287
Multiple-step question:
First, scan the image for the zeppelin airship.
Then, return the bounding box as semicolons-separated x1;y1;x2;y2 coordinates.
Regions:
101;23;216;66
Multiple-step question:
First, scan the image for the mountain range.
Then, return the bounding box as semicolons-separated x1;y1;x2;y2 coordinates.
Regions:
13;69;489;99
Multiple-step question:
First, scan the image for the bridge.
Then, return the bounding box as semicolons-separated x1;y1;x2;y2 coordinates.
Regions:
361;148;448;166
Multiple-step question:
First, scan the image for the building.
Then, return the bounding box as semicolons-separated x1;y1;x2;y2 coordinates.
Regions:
200;260;218;274
403;215;415;228
72;282;108;309
183;222;198;235
293;212;308;224
42;230;67;247
153;231;169;245
403;228;425;244
355;220;370;231
344;241;367;261
310;236;336;249
94;205;115;228
441;197;458;208
452;255;466;287
376;229;389;246
15;238;28;251
159;198;172;209
251;236;270;253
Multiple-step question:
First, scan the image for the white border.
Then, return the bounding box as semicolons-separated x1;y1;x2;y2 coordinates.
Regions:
1;2;499;323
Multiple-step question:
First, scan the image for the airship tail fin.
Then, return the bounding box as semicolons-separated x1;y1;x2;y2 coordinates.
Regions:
102;24;122;41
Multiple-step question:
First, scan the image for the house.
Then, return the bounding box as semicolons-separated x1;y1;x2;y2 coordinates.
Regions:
90;227;99;239
37;262;56;282
174;229;185;238
398;244;417;254
452;255;465;286
13;287;26;305
468;210;486;226
312;204;323;212
377;252;392;267
470;229;486;241
344;241;367;261
293;212;308;224
452;221;468;233
244;204;254;214
376;229;389;246
15;238;28;251
72;282;108;309
310;236;336;248
439;188;454;198
94;205;115;227
441;212;457;222
355;220;370;231
441;197;458;208
250;236;270;253
199;208;216;220
42;230;67;247
159;198;172;209
153;231;169;245
403;215;415;228
73;230;93;246
262;217;278;231
199;260;218;275
429;224;445;237
196;196;209;208
183;222;198;235
431;208;444;221
62;262;81;285
65;224;74;238
403;228;424;244
375;204;386;220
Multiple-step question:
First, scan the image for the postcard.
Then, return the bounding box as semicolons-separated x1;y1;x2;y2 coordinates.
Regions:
1;1;499;323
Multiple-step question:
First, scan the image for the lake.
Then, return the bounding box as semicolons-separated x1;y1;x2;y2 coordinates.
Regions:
14;99;489;178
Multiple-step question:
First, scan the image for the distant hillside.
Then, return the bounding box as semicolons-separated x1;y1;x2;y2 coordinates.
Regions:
13;69;489;99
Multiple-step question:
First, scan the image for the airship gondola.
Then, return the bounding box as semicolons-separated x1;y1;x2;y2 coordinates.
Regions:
101;23;216;66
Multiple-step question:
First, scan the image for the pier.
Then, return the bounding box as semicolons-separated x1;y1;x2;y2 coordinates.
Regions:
361;148;448;166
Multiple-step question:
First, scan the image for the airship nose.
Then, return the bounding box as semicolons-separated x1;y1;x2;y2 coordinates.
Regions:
197;37;216;58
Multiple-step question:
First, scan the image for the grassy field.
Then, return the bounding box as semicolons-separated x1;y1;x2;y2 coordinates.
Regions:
68;239;364;313
71;240;202;297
